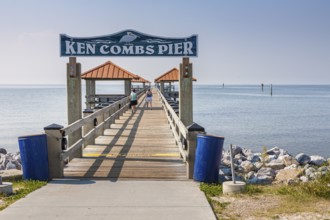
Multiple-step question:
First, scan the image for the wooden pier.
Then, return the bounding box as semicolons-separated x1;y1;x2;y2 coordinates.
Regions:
43;57;203;180
44;87;203;180
63;90;186;179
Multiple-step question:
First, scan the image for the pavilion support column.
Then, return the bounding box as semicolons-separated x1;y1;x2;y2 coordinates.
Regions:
90;80;96;108
86;79;96;109
67;57;82;158
169;82;172;92
85;80;92;109
179;57;193;126
143;82;146;89
125;80;131;96
160;82;165;94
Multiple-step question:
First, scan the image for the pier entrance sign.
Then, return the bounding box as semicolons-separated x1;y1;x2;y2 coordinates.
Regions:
60;30;197;57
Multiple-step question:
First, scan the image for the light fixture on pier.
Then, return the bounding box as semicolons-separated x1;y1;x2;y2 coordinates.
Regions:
184;65;189;78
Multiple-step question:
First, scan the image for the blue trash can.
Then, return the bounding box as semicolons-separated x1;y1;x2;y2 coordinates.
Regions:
18;134;49;181
193;134;224;183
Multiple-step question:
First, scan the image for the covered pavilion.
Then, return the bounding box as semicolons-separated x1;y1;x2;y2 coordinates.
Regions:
154;68;197;94
81;61;140;109
132;75;151;90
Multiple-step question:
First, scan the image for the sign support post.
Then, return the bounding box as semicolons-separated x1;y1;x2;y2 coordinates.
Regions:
67;57;82;159
179;57;193;126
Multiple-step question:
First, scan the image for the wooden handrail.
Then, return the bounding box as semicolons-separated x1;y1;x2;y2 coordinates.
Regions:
156;87;188;161
60;89;146;161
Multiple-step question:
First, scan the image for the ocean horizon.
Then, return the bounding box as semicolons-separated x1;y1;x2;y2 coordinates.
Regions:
1;84;329;158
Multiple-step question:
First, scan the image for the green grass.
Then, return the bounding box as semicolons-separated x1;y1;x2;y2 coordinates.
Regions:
200;172;330;218
0;180;47;211
200;183;223;197
239;172;330;200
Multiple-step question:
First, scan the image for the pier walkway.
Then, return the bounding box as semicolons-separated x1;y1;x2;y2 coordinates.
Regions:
63;90;186;180
0;179;216;220
0;89;216;220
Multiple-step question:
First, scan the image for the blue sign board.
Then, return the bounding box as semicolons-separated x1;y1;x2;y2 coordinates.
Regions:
60;30;197;57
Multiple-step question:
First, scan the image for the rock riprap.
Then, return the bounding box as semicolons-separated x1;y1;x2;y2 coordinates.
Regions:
220;146;330;184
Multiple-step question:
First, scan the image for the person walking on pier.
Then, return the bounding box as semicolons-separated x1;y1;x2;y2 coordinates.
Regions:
145;89;153;109
130;89;137;113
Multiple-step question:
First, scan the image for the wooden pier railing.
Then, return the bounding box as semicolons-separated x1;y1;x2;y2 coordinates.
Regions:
44;87;204;179
44;90;145;179
156;87;205;178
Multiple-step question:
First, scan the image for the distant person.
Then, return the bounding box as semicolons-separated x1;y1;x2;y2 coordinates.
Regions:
145;89;153;109
130;89;137;113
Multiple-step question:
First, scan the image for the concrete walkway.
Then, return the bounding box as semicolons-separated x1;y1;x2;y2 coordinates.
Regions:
0;179;216;220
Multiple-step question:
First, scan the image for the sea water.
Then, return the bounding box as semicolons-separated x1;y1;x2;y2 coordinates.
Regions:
194;84;330;157
0;84;329;157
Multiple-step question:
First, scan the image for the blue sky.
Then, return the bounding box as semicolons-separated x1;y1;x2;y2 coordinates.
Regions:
0;0;329;84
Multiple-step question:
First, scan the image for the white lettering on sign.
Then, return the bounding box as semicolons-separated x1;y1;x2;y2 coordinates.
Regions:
65;41;76;54
60;31;197;56
110;45;121;55
122;45;134;54
63;41;196;56
174;43;183;54
86;44;96;54
146;45;154;55
135;46;144;54
183;42;193;55
77;42;85;54
158;45;168;54
100;45;109;54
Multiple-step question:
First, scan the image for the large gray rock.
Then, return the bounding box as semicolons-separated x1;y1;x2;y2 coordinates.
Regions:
266;160;285;170
0;153;6;170
219;166;232;176
257;167;276;178
310;155;326;166
242;148;253;157
279;148;289;156
284;164;298;170
295;153;311;165
274;168;304;184
221;158;231;167
231;145;242;156
6;160;16;170
247;154;261;163
246;171;255;180
248;175;274;184
267;154;278;161
281;155;299;167
221;153;231;166
246;167;277;184
0;148;7;155
219;175;232;183
14;152;21;164
305;167;317;179
254;162;264;170
240;161;256;173
234;154;247;165
267;146;281;156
